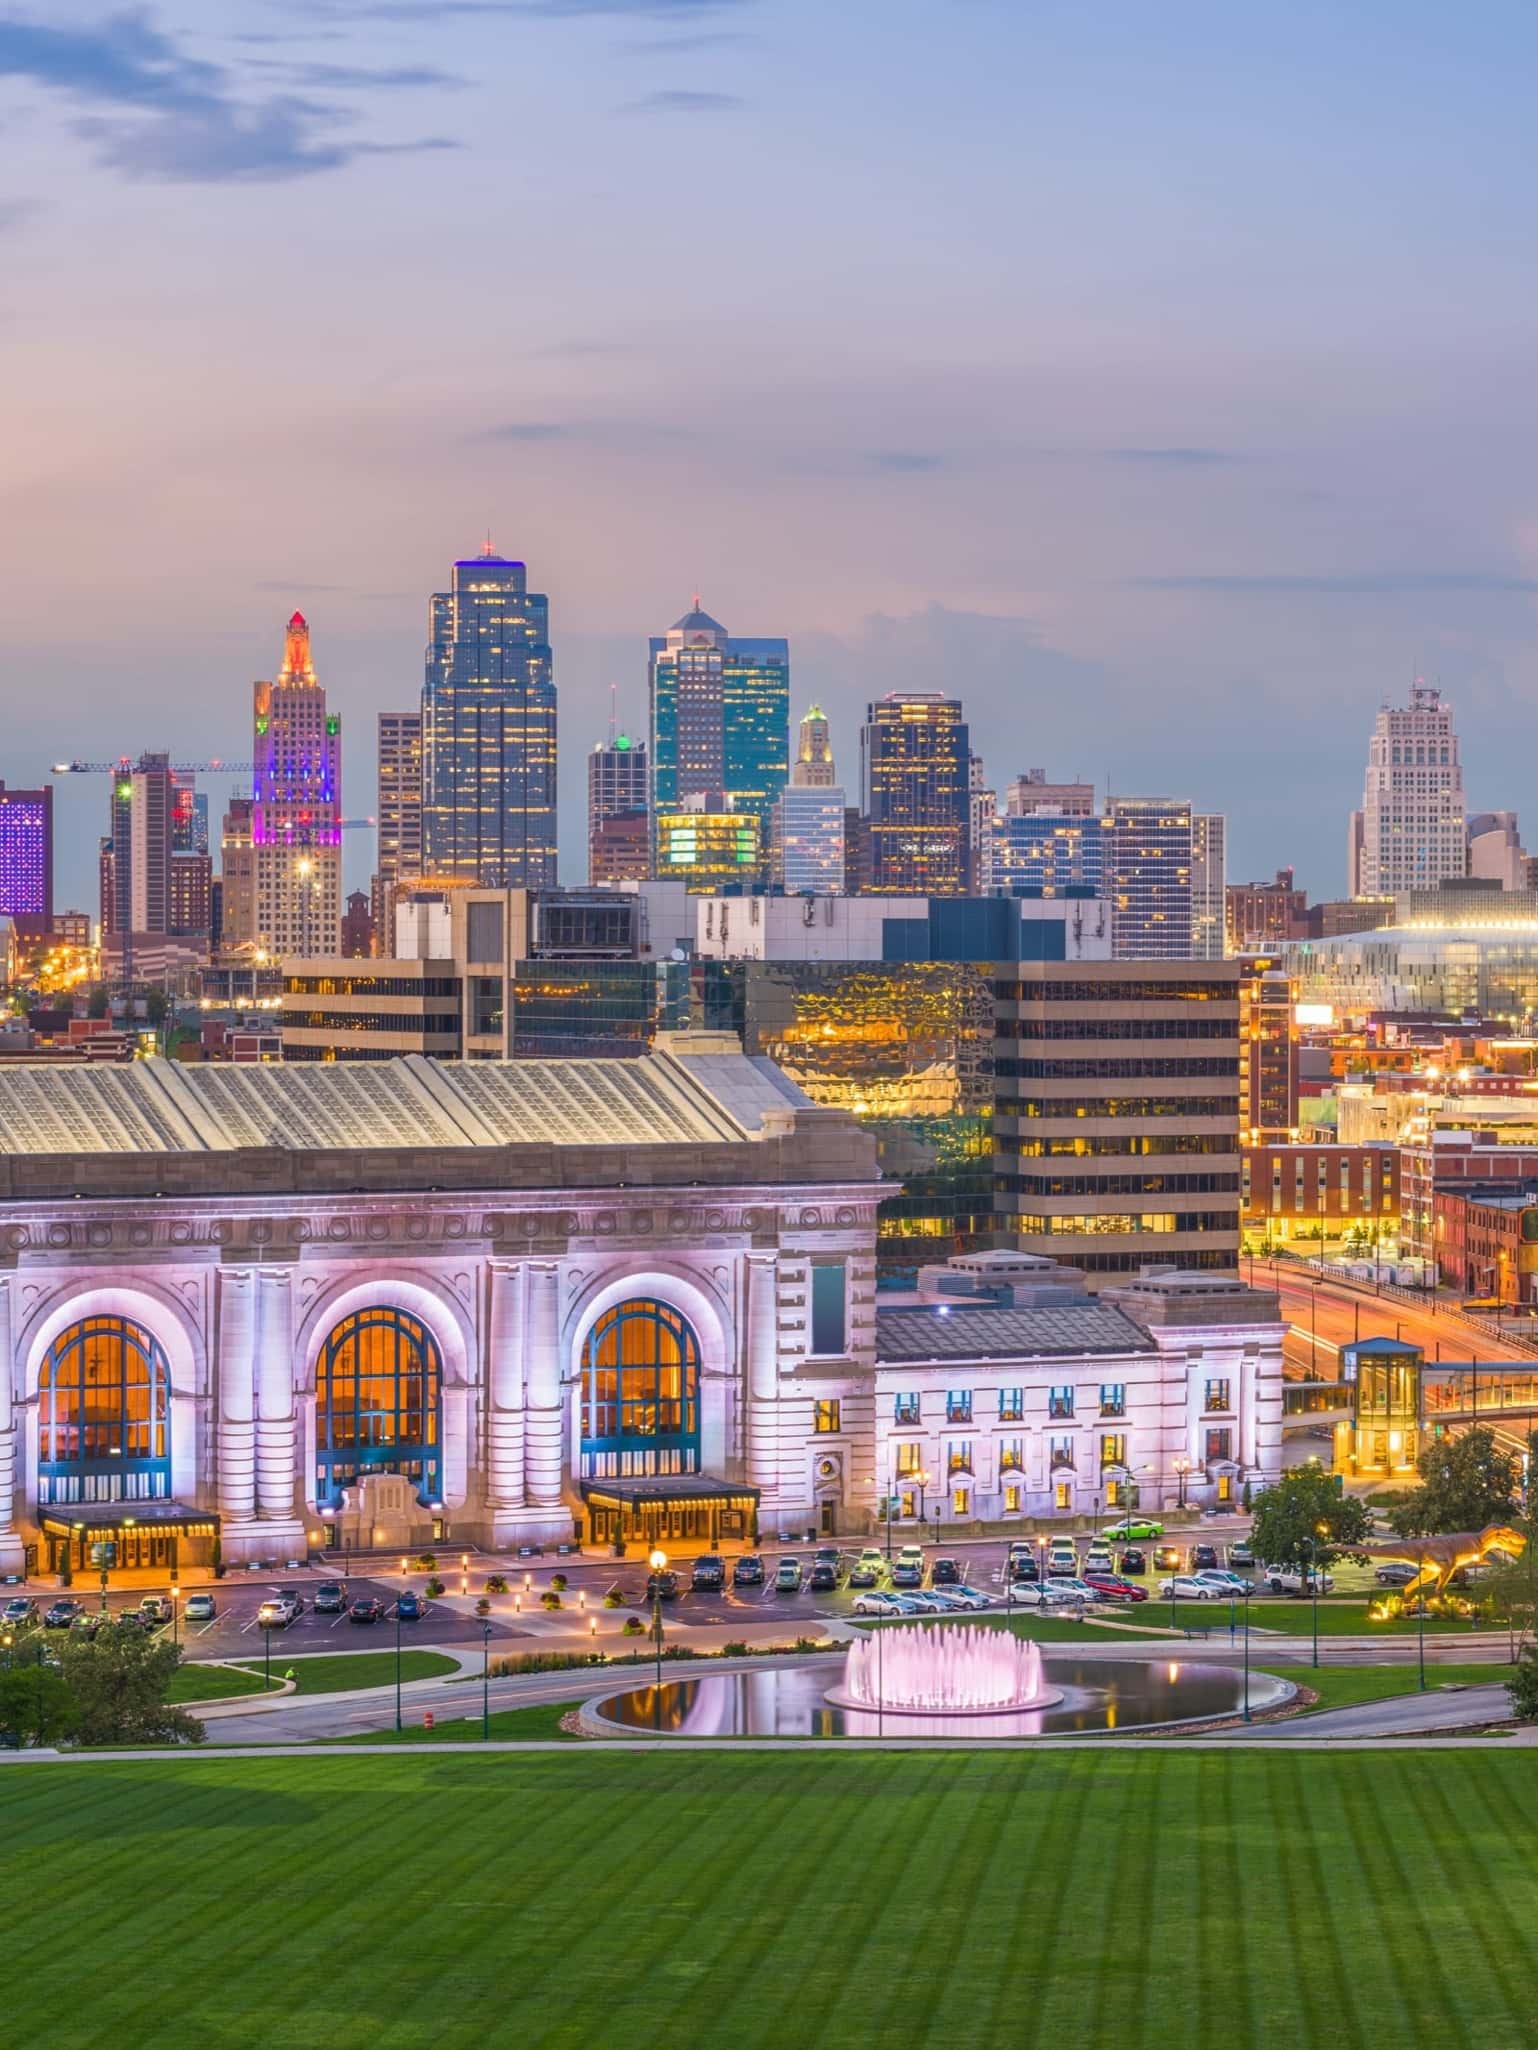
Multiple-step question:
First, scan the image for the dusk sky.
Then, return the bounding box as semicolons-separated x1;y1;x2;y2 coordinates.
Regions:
7;0;1538;907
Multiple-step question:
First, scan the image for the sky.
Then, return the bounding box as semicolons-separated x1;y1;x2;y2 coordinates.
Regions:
6;0;1538;908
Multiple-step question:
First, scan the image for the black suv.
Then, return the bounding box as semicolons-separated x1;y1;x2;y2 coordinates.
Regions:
732;1555;765;1587
808;1560;838;1591
1191;1544;1219;1572
646;1570;680;1601
1118;1548;1147;1576
314;1581;348;1614
691;1555;725;1592
931;1557;962;1586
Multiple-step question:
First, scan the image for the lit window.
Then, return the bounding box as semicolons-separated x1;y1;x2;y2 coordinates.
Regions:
814;1399;841;1435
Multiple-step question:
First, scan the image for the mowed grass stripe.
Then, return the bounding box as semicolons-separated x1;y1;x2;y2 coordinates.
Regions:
1357;1757;1485;2042
1312;1757;1423;2043
1411;1764;1536;2027
1259;1753;1338;2045
968;1755;1077;2049
1018;1754;1106;2049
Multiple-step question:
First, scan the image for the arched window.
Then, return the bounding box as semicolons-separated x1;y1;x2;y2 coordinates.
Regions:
580;1300;700;1481
315;1308;441;1507
38;1315;171;1506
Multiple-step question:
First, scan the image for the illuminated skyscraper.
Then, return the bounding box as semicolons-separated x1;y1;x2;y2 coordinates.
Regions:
648;601;789;843
374;710;423;936
860;692;970;895
1191;813;1226;960
421;547;556;887
770;705;845;893
1105;797;1194;958
238;612;343;956
588;728;649;883
792;704;836;788
0;781;52;923
1349;684;1467;898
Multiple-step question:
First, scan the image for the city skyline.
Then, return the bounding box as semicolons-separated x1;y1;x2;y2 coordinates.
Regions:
9;4;1538;909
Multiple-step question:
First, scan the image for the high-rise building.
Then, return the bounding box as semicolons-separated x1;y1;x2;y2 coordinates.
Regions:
655;808;761;889
1467;811;1528;891
588;729;649;883
422;547;556;888
1226;869;1308;953
1191;813;1226;960
770;706;845;894
1105;798;1194;958
341;890;377;959
1349;684;1467;898
994;959;1242;1285
1237;955;1297;1142
1006;770;1095;818
968;754;995;893
992;813;1105;898
170;777;208;856
234;613;343;958
648;601;789;843
860;692;970;896
0;781;52;923
589;811;651;886
102;753;174;938
169;852;212;937
376;711;423;893
219;798;255;953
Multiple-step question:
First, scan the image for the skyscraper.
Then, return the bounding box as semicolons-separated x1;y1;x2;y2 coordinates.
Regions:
374;710;424;937
238;612;343;958
102;752;174;938
1191;813;1226;960
588;728;649;883
1105;798;1194;958
860;692;970;895
648;601;789;840
1349;685;1467;898
422;547;556;888
0;781;52;923
770;705;845;893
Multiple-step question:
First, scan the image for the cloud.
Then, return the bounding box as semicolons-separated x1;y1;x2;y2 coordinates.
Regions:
618;85;744;112
253;580;347;594
0;8;457;182
623;30;751;50
0;197;41;232
297;0;753;19
865;450;943;474
1131;571;1538;595
243;60;467;89
482;421;574;440
1107;447;1239;467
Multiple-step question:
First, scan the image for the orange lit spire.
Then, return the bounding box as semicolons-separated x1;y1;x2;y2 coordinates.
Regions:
279;611;316;686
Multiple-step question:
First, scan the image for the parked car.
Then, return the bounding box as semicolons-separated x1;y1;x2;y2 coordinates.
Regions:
1083;1572;1148;1604
646;1570;681;1601
348;1597;384;1625
1229;1541;1256;1568
1159;1575;1222;1601
313;1581;349;1614
1010;1580;1081;1610
1;1597;37;1630
138;1596;173;1626
891;1590;943;1614
276;1589;307;1616
68;1611;102;1640
808;1561;839;1592
256;1594;302;1629
182;1593;217;1623
774;1559;803;1593
930;1557;962;1586
891;1545;926;1589
732;1554;765;1587
691;1555;726;1592
1103;1517;1163;1542
1263;1565;1335;1596
1118;1548;1147;1576
852;1590;907;1618
931;1585;991;1611
1191;1544;1219;1572
1046;1576;1104;1607
1152;1545;1183;1573
814;1546;841;1569
1374;1560;1420;1588
396;1590;424;1621
1195;1569;1251;1598
1083;1544;1114;1576
848;1550;885;1589
43;1599;82;1629
1046;1539;1079;1575
1007;1543;1040;1582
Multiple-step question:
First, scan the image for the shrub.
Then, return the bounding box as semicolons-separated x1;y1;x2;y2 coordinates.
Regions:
474;1597;491;1618
424;1576;445;1598
602;1591;624;1609
484;1574;508;1595
412;1553;437;1572
721;1640;749;1657
1508;1642;1538;1722
540;1590;562;1611
622;1616;645;1636
551;1573;568;1591
491;1650;604;1678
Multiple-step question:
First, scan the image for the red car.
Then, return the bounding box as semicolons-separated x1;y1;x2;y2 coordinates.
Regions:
1083;1572;1148;1604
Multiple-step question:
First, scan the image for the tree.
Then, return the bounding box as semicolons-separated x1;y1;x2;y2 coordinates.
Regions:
1391;1427;1521;1537
86;984;110;1020
1250;1466;1373;1572
58;1626;205;1747
0;1664;78;1748
1507;1640;1538;1722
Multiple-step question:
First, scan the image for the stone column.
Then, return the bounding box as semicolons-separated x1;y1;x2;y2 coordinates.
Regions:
216;1268;257;1523
254;1266;298;1524
0;1280;20;1573
523;1261;563;1510
487;1261;526;1510
745;1252;780;1495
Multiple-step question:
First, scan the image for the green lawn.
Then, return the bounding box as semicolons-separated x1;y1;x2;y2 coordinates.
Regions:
1163;1598;1488;1638
336;1699;579;1744
166;1662;275;1703
1266;1662;1511;1714
6;1751;1538;2048
229;1651;459;1695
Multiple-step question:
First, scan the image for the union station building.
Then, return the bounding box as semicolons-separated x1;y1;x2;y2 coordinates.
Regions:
0;1035;1283;1576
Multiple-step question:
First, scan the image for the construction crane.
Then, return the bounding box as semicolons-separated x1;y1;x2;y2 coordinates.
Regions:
50;762;372;827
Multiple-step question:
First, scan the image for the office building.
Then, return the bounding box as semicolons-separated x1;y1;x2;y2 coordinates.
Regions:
770;706;845;894
1006;771;1095;818
221;613;344;958
0;781;52;923
648;602;789;852
170;778;208;857
1237;956;1297;1141
1242;1143;1400;1250
1226;869;1308;953
992;811;1106;898
655;808;761;889
1467;811;1528;891
281;958;462;1061
168;852;212;938
968;755;995;893
375;710;423;917
994;959;1242;1285
1105;798;1194;958
860;693;970;896
1191;813;1226;960
422;547;556;888
588;730;649;884
1348;684;1467;898
341;890;376;959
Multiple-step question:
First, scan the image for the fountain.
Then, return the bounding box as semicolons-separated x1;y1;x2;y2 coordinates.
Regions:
826;1622;1060;1717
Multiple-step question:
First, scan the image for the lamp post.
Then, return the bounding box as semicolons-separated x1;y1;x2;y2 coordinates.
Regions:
1417;1541;1427;1692
649;1546;668;1732
1241;1585;1252;1722
1174;1458;1192;1513
914;1470;929;1541
482;1619;493;1742
263;1622;273;1694
170;1582;179;1652
1307;1528;1324;1669
395;1594;404;1734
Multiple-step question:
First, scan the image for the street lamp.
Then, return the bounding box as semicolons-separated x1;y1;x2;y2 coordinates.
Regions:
263;1621;273;1694
1306;1523;1327;1669
914;1470;929;1542
482;1619;493;1742
395;1594;404;1734
649;1546;668;1731
1417;1540;1427;1692
1241;1584;1253;1722
170;1582;179;1652
1174;1459;1192;1513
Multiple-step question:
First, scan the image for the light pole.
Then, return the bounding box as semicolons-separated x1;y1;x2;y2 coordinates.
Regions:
1241;1585;1252;1722
649;1546;668;1732
482;1619;493;1741
263;1622;273;1694
395;1596;403;1734
915;1470;929;1542
170;1582;179;1652
1417;1541;1427;1691
1174;1459;1192;1514
1307;1527;1325;1669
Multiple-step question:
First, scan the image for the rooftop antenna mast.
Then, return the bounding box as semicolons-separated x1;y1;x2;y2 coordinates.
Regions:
609;682;617;747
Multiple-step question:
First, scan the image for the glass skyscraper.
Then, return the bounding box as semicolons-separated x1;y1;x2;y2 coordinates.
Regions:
860;693;971;895
648;602;789;839
422;548;556;887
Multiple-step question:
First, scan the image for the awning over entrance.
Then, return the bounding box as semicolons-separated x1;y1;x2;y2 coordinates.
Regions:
38;1502;220;1541
580;1474;759;1546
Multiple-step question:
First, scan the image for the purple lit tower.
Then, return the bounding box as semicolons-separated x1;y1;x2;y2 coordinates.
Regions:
244;612;342;956
0;781;53;923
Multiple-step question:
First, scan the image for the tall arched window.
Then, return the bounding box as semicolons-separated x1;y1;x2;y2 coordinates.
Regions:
38;1315;172;1506
315;1308;441;1507
580;1300;700;1481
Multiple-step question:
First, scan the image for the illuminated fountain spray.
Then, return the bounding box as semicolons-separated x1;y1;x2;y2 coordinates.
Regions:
829;1622;1058;1717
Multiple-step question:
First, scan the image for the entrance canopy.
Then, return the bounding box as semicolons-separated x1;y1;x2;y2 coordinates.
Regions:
581;1473;759;1545
38;1502;220;1541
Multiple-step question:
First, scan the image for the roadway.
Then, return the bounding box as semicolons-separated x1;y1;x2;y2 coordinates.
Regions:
1249;1256;1535;1379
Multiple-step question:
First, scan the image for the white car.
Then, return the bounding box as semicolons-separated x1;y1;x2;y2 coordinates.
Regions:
1008;1580;1079;1610
1159;1575;1221;1601
1263;1565;1335;1596
1045;1576;1104;1606
1046;1542;1079;1575
851;1591;906;1618
1195;1570;1250;1598
1083;1546;1114;1576
927;1586;992;1612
